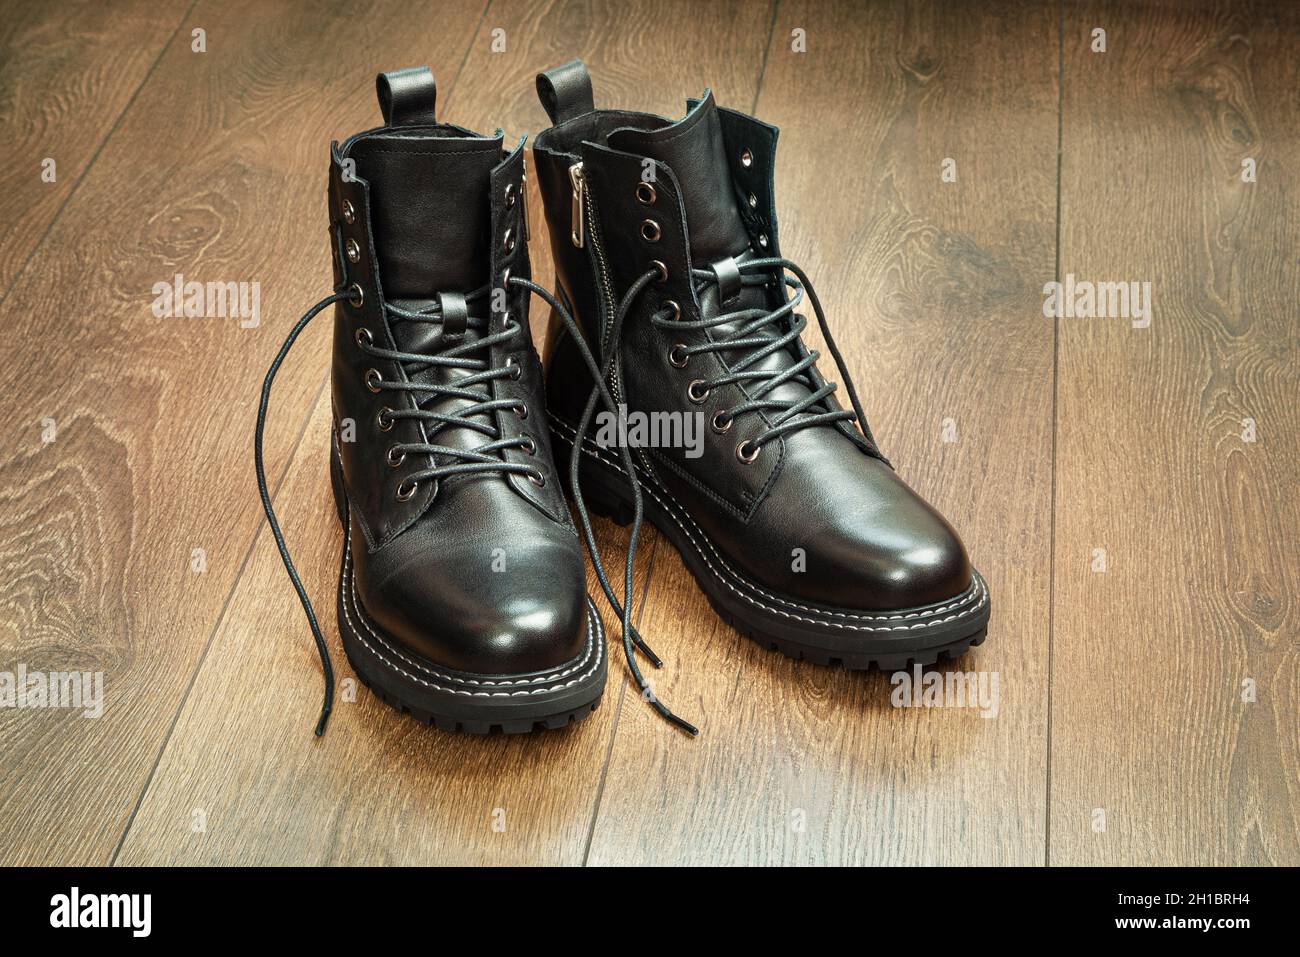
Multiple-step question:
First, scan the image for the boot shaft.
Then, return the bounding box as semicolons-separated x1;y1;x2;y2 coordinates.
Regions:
531;63;782;350
531;61;875;513
328;67;561;547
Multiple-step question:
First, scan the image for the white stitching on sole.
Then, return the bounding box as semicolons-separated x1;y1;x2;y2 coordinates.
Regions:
341;520;605;698
551;414;988;634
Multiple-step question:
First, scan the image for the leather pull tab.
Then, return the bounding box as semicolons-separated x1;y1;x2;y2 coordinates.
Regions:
536;59;594;125
438;292;468;338
376;67;437;126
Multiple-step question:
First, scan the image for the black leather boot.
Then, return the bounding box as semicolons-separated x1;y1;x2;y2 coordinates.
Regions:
531;61;990;729
255;67;605;735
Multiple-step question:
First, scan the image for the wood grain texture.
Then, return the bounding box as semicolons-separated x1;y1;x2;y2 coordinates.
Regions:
1050;0;1299;865
0;0;190;294
449;0;778;141
585;0;1059;865
2;0;1295;868
0;0;488;866
113;0;775;866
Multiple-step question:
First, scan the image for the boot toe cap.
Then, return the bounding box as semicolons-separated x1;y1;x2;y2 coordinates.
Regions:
356;529;590;675
864;517;972;609
753;450;974;612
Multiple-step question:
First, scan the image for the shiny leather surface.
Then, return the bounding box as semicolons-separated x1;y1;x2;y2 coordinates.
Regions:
537;72;973;612
533;107;668;357
607;92;750;263
346;131;500;298
329;68;587;673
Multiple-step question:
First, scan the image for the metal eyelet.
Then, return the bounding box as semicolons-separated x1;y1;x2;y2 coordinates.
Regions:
740;149;753;168
395;479;418;501
711;411;733;434
354;327;372;348
505;183;517;207
747;193;758;209
640;220;661;242
687;380;710;404
506;356;522;380
520;437;537;455
663;299;681;322
377;407;394;432
737;439;761;463
386;446;406;468
348;283;365;307
528;471;546;488
636;182;656;205
503;228;515;253
651;260;668;283
342;200;356;224
345;238;361;262
668;343;689;368
757;234;769;249
364;368;383;393
515;401;529;420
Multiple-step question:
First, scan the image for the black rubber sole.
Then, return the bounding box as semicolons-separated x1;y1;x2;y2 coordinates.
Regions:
349;650;603;735
329;439;606;734
550;412;991;673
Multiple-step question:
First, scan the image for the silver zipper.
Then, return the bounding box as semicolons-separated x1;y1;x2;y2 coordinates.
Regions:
520;170;531;242
580;165;649;475
568;162;585;248
583;185;616;390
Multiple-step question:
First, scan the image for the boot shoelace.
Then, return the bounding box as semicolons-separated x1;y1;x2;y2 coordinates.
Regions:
515;279;695;734
362;289;543;491
256;260;863;739
257;276;680;736
564;255;885;736
256;283;543;736
651;257;881;456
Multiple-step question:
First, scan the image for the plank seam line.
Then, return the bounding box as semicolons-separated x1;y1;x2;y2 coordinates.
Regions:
439;0;493;118
750;0;782;114
108;371;329;865
581;534;659;867
1044;0;1065;869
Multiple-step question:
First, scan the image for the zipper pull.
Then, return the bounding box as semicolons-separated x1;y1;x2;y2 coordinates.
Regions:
568;162;585;248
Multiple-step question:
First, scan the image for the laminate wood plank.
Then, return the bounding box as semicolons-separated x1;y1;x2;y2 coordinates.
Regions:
116;396;661;865
587;0;1059;865
449;0;780;140
0;0;487;866
114;0;774;866
1050;0;1299;866
0;0;189;293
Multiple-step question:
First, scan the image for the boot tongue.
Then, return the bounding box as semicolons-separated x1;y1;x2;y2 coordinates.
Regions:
347;131;502;297
348;131;505;466
607;93;750;263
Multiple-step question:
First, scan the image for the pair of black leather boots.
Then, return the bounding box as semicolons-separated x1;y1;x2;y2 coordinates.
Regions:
256;61;990;738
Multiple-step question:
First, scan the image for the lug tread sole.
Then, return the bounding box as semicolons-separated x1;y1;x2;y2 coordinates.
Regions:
350;664;601;734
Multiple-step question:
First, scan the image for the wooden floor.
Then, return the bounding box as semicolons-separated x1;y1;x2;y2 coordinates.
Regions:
0;0;1295;867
